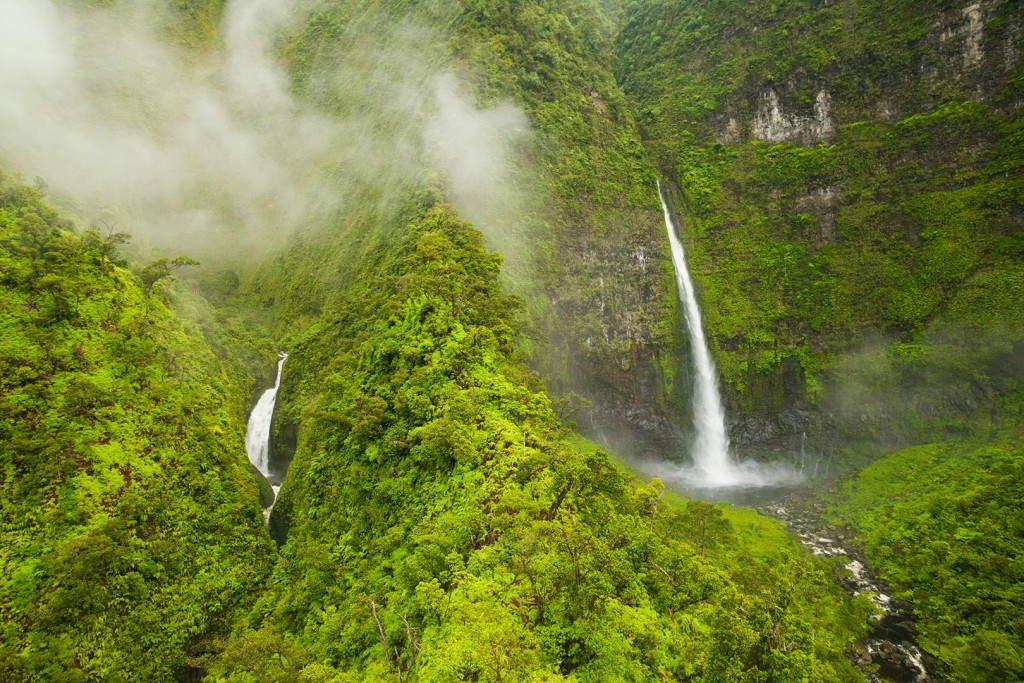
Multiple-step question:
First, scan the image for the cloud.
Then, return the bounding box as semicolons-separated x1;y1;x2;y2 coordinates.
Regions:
424;73;534;270
0;0;534;263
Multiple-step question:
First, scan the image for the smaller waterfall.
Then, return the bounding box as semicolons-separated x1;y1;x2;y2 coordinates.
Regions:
245;352;287;478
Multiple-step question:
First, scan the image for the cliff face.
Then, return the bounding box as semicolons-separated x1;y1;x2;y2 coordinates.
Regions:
707;0;1020;142
537;202;684;452
616;0;1024;450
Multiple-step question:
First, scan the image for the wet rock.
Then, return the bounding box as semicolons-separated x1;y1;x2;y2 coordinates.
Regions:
875;614;918;643
251;463;276;509
869;640;936;683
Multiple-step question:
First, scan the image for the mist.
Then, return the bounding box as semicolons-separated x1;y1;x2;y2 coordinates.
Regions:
0;0;534;262
826;324;1022;447
425;74;535;278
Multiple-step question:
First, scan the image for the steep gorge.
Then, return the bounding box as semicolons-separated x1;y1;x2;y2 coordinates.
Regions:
0;0;1022;681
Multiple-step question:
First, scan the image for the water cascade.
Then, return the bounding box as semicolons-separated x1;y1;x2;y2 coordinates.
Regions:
658;183;732;483
657;183;802;493
245;352;287;510
768;503;934;681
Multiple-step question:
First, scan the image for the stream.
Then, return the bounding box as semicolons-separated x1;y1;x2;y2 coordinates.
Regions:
763;499;937;682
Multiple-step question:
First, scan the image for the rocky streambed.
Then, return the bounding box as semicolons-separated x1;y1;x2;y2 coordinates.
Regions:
762;500;938;682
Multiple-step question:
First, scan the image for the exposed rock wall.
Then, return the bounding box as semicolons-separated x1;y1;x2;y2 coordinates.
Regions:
752;89;834;144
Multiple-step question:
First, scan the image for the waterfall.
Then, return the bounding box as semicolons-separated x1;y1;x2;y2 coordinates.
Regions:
658;183;734;484
245;352;287;478
656;183;804;494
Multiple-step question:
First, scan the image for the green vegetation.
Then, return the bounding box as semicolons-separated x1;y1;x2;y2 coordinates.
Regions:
213;195;866;681
828;433;1024;681
451;0;681;418
3;1;1023;681
0;177;276;681
166;0;226;48
249;0;682;430
614;6;1024;677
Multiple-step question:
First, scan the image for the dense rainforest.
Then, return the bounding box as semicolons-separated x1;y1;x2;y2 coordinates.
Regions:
0;0;1021;681
0;177;277;679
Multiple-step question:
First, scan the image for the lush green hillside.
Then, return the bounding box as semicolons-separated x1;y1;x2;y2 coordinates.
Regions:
616;0;1024;445
828;427;1024;681
3;1;1023;681
211;192;867;681
0;177;276;681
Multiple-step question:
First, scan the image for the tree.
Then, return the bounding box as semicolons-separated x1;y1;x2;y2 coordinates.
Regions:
683;501;730;559
138;255;199;295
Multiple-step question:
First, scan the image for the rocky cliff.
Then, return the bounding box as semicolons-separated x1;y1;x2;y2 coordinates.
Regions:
616;0;1024;453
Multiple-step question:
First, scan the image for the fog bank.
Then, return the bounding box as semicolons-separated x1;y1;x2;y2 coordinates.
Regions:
0;0;533;261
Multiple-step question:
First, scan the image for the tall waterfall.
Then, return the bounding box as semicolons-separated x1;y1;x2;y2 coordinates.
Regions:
245;352;287;477
658;183;734;484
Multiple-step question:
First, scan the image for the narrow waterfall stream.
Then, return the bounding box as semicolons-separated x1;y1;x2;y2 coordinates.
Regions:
245;351;287;518
658;182;732;482
654;183;802;496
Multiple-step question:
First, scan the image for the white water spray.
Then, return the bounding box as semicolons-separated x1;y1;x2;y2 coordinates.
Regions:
245;352;287;478
657;183;802;491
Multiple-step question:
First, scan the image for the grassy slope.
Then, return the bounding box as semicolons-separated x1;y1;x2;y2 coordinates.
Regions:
0;178;276;681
